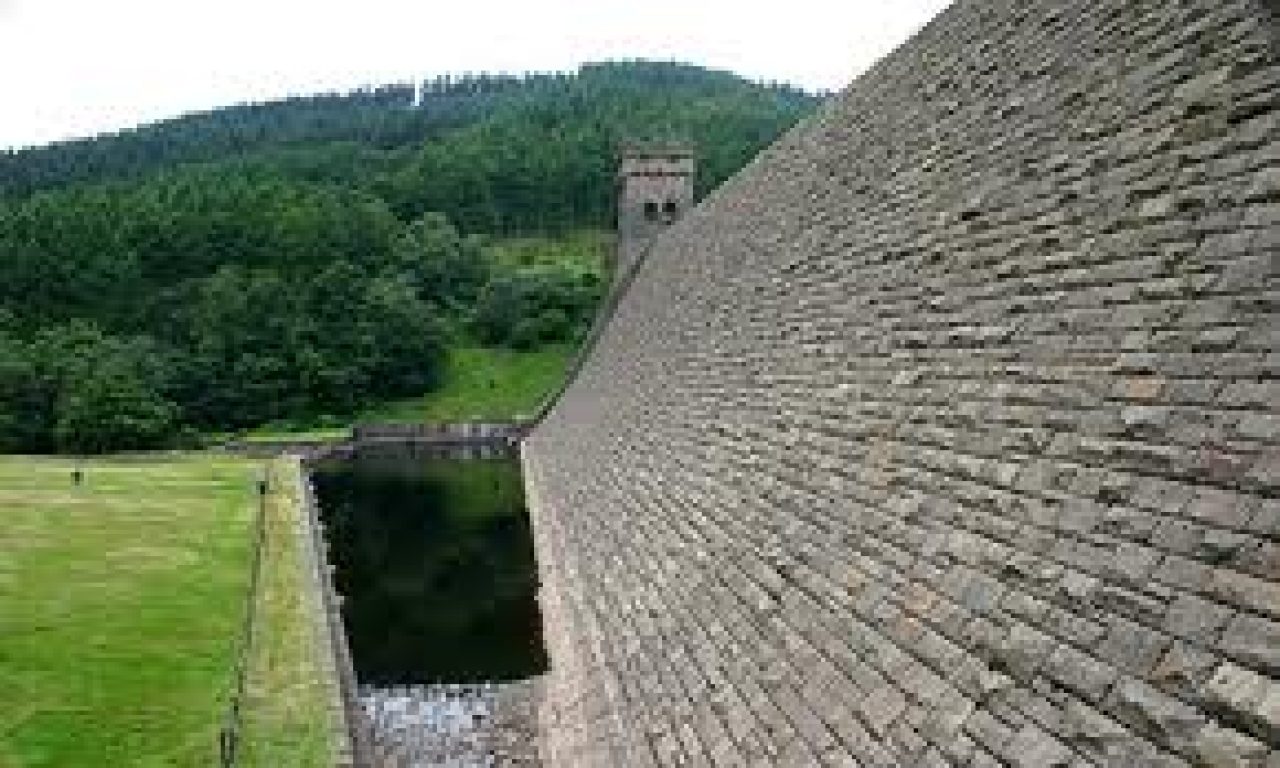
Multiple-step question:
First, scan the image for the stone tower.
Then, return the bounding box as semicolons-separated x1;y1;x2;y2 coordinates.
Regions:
615;143;695;275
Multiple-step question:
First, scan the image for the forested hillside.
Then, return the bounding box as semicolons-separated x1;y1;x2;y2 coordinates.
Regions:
0;61;817;453
0;62;814;229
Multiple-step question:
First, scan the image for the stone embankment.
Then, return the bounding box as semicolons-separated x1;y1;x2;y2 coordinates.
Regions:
360;681;542;767
227;422;526;460
523;0;1280;765
350;422;527;445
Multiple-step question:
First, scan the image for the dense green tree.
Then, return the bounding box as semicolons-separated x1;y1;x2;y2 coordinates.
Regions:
175;266;305;426
0;321;182;453
473;267;602;349
0;61;816;452
54;356;179;454
0;168;401;330
387;213;489;309
0;333;52;452
168;263;448;429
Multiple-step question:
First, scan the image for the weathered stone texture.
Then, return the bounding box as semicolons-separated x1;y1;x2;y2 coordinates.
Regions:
524;0;1280;764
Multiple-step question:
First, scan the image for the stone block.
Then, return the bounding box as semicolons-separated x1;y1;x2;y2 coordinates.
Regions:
1109;677;1207;752
1098;617;1172;676
1152;643;1221;699
1059;498;1104;534
1006;723;1076;768
1199;530;1252;566
1248;499;1279;538
1237;414;1280;443
1219;614;1280;676
1186;489;1256;530
1096;583;1169;627
1061;699;1140;765
1201;663;1270;735
964;708;1014;756
1105;542;1163;587
859;681;907;737
1219;381;1280;410
1152;518;1207;556
1257;684;1279;744
1163;593;1234;645
959;569;1008;616
1044;643;1119;703
997;622;1057;682
1192;722;1269;768
1246;451;1280;492
1120;376;1167;402
1154;555;1213;592
1207;569;1280;620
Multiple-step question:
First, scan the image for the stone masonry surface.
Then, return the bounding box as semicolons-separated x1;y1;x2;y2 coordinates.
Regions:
523;0;1280;765
359;681;541;767
616;147;697;278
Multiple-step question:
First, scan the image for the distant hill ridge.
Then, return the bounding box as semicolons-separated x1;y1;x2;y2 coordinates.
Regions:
0;60;817;222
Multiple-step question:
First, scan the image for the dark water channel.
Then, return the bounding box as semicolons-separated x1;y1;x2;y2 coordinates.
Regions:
311;446;548;686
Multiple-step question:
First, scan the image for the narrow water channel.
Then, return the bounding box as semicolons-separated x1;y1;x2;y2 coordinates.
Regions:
309;444;546;765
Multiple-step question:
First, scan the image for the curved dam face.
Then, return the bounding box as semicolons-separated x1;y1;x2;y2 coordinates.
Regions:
524;0;1280;764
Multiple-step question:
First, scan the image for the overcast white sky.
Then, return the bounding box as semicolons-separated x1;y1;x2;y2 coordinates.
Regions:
0;0;951;150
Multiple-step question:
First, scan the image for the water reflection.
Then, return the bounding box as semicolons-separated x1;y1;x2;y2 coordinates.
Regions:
311;450;547;684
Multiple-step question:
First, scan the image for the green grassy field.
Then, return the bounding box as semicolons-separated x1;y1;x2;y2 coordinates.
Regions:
242;343;575;443
0;455;335;768
362;344;574;423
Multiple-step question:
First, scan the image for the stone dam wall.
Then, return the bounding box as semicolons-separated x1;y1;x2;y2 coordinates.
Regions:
522;0;1280;765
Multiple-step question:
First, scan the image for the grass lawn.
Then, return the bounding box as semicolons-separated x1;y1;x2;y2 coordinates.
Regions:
0;454;336;768
0;455;257;767
242;343;575;443
361;343;574;423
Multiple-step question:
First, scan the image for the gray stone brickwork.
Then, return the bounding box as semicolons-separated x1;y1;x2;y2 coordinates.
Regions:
359;681;541;766
524;0;1280;765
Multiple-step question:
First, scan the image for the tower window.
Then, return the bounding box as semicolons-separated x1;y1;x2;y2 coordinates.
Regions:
662;200;678;221
644;201;660;221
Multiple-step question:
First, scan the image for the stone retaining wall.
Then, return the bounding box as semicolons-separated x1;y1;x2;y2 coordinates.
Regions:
351;422;527;444
295;460;367;766
524;0;1280;765
359;681;542;766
